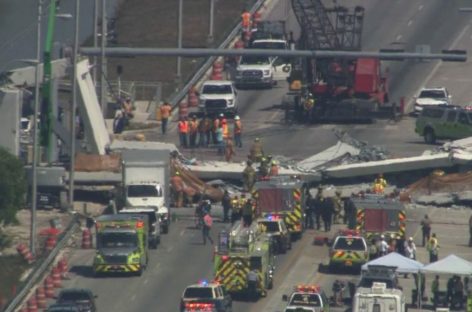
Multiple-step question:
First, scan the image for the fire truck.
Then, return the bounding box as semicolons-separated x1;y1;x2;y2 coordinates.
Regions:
213;221;275;299
252;176;307;239
93;214;149;276
353;194;406;240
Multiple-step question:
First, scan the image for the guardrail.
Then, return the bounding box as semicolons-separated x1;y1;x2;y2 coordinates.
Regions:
3;214;80;312
168;0;267;108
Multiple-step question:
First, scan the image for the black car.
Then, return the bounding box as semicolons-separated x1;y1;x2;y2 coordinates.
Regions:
56;288;97;312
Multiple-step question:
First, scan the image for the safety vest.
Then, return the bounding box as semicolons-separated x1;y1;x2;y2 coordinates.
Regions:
189;120;198;133
231;199;240;212
373;183;384;194
222;123;229;139
375;178;387;188
234;120;242;134
241;12;251;27
178;121;188;133
304;99;314;111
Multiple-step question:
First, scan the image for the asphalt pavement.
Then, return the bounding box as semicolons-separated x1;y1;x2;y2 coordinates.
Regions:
38;1;472;311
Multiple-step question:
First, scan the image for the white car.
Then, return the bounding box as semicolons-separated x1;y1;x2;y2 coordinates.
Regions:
414;87;452;113
234;55;274;88
251;39;292;81
198;80;238;116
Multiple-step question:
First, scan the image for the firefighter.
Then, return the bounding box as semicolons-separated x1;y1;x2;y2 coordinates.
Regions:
242;198;254;227
170;171;184;208
314;186;324;230
188;115;198;148
344;193;357;229
249;138;264;163
303;94;314;123
304;192;314;229
212;116;220;145
321;196;334;232
373;173;387;193
231;195;241;224
224;138;235;162
269;161;279;176
259;156;269;177
222;190;232;223
242;161;256;192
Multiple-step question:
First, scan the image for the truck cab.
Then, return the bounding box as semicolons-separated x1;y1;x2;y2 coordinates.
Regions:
93;214;149;276
250;39;291;81
235;55;275;89
353;282;406;312
119;206;161;249
198;80;238;117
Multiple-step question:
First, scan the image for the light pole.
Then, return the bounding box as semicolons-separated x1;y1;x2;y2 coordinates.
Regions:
31;0;43;256
69;0;80;209
177;0;183;87
100;0;108;116
93;0;99;83
207;0;215;45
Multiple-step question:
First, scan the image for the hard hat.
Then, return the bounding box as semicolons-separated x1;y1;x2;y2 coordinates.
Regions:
408;237;413;241
235;115;240;120
308;93;313;97
175;171;180;176
271;161;276;165
219;113;224;117
380;234;385;239
255;138;260;142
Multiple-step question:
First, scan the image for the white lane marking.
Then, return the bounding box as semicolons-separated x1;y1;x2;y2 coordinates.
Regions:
407;20;413;27
143;279;148;284
418;4;424;11
407;24;470;108
180;229;186;236
396;34;403;41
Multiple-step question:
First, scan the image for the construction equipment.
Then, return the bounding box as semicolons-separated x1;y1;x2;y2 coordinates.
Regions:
213;222;275;299
93;214;149;276
252;176;307;239
353;194;406;241
285;0;390;124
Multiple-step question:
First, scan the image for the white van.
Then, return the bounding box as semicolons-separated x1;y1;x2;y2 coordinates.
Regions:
353;283;407;312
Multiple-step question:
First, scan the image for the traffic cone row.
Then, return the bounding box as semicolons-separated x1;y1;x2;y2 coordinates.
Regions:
81;228;92;249
58;257;69;279
16;244;34;264
44;276;55;298
35;286;47;309
211;61;224;80
27;296;37;312
52;267;62;288
187;86;199;107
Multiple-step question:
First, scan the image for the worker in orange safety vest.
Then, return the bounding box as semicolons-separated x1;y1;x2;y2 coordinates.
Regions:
178;117;188;148
241;9;251;31
170;171;184;207
188;116;198;148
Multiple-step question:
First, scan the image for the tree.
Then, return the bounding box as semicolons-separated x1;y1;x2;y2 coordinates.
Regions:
0;148;26;225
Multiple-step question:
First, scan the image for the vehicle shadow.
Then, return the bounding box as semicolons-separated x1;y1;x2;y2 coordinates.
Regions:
69;265;96;278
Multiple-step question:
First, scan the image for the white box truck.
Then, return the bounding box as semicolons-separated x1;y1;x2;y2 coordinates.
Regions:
121;149;170;233
353;282;407;312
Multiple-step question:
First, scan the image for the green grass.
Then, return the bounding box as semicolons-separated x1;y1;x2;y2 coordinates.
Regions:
0;255;31;309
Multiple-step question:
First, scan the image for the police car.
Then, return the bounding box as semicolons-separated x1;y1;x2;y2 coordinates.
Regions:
283;285;330;312
256;215;291;254
180;280;232;312
329;229;368;272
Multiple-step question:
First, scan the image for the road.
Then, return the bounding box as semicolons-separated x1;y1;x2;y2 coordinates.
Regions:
46;0;472;311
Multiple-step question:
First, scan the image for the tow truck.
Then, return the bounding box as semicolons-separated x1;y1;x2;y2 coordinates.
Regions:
328;229;369;273
256;215;291;254
353;282;406;312
93;214;149;276
282;285;330;312
179;280;232;312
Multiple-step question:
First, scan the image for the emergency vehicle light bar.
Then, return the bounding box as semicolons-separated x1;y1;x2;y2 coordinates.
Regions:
198;279;209;286
184;302;215;311
338;229;360;236
295;285;321;293
266;214;281;221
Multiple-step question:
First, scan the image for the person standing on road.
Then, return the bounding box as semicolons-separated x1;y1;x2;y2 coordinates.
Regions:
427;233;439;263
178;117;188;148
249;138;264;163
159;101;172;134
304;193;314;229
197;116;207;147
202;212;214;245
189;116;198;148
225;138;235;162
314;186;324;230
234;115;243;148
222;190;232;223
421;214;432;247
321;197;334;232
404;237;417;260
379;235;389;256
242;161;256;192
212;116;220;145
344;194;357;229
242;198;254;227
216;124;224;156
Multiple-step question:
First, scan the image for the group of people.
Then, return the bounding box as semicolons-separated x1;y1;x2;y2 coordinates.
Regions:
304;187;357;232
113;97;135;134
222;190;256;227
369;234;417;261
176;113;242;162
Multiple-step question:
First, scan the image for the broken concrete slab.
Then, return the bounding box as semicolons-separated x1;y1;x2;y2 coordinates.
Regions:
415;193;456;206
109;140;177;152
296;141;360;171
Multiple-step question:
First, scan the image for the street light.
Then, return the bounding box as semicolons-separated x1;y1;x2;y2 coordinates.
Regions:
208;0;215;45
69;0;80;210
177;0;183;87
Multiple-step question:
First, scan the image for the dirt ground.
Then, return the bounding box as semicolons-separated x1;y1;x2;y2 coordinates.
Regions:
106;0;257;100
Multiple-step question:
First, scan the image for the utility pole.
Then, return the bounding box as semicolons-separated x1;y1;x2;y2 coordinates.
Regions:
93;0;99;83
176;0;183;87
100;0;108;116
207;0;215;45
69;0;80;210
31;0;43;256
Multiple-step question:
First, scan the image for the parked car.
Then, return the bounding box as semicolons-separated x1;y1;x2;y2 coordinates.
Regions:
55;288;97;312
415;105;472;144
414;87;452;114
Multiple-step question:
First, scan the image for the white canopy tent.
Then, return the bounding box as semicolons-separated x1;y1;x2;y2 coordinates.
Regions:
362;252;424;274
421;254;472;275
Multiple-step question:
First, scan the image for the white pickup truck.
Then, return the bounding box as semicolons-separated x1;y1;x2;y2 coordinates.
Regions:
198;80;238;116
251;38;292;81
235;55;275;89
